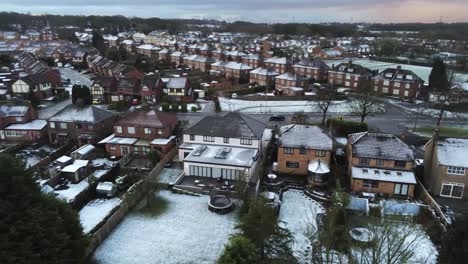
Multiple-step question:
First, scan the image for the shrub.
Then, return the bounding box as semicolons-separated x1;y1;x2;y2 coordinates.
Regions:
108;100;130;112
161;102;170;112
147;150;161;164
327;118;368;136
191;106;198;112
171;103;179;112
180;103;188;113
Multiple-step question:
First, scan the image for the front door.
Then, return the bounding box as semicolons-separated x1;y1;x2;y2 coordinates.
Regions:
0;130;5;140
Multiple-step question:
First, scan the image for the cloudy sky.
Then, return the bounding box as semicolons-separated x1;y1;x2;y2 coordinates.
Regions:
1;0;467;23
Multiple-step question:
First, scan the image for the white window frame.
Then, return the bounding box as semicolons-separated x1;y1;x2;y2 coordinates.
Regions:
50;122;55;129
144;128;152;135
127;126;136;134
240;138;252;145
116;126;123;133
440;182;464;199
394;183;409;196
60;122;67;129
447;167;465;175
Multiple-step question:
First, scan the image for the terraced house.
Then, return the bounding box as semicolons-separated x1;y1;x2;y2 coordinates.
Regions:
347;132;416;198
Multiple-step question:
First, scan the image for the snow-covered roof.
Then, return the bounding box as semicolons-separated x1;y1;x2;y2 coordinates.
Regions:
349;132;414;161
276;72;305;81
98;134;138;145
308;159;330;174
351;166;417;184
250;67;279;76
5;119;47;131
96;182;115;192
151;136;175;145
184;144;258;168
55;180;89;203
265;57;288;64
224;62;252;71
380;200;421;216
278;125;332;150
437;138;468;168
56;155;72;164
72;144;95;156
62;160;89;173
166;77;187;89
49;105;114;124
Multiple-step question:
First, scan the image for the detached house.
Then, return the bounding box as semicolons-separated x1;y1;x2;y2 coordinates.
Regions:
347;132;416;198
48;105;115;146
161;77;193;103
179;112;266;182
277;125;332;186
99;109;177;157
424;134;468;199
91;76;117;104
0;104;46;141
373;66;424;99
328;62;373;89
275;72;307;95
264;57;291;74
11;73;52;99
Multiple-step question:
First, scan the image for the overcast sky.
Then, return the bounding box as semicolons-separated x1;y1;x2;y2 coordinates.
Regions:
1;0;467;23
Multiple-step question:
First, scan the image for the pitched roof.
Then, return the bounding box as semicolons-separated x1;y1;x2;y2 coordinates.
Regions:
0;105;29;117
437;138;468;168
184;112;266;139
117;110;176;128
166;77;188;89
278;125;332;150
349;132;414;161
49;105;114;123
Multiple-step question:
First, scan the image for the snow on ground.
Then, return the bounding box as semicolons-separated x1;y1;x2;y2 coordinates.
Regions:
157;168;184;184
386;98;468;120
93;190;239;264
220;97;353;113
279;190;325;261
80;198;122;234
91;158;117;168
54;180;89;203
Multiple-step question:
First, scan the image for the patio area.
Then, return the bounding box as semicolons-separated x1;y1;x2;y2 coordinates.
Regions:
177;176;246;193
92;190;239;264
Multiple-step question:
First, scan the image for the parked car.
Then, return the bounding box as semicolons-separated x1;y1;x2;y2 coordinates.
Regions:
269;115;285;122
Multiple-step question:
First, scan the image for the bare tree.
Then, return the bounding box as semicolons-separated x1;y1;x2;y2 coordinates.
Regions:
433;70;459;128
316;88;338;125
348;80;383;123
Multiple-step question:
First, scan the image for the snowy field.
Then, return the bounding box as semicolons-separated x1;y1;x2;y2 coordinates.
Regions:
220;97;353;113
279;190;326;262
80;198;122;234
93;190;239;264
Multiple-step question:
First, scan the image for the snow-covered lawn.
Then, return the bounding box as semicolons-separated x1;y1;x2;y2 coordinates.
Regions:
54;180;89;203
279;190;325;261
80;198;122;234
220;97;353;113
93;190;239;264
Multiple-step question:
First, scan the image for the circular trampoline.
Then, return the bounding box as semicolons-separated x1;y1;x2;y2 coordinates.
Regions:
208;195;234;214
349;227;375;244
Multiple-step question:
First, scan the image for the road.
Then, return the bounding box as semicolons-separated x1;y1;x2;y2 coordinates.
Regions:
176;100;468;136
58;67;93;87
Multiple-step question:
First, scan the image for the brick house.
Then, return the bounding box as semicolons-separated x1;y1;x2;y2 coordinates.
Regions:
242;54;264;69
347;132;416;198
225;50;247;63
212;48;226;61
11;73;53;99
424;133;468;199
275;72;307;93
170;51;187;66
264;57;291;74
183;55;215;72
373;66;424;100
114;77;142;102
48;104;115;146
158;49;172;62
161;77;193;103
99;109;177;157
277;125;332;186
0;104;45;141
249;67;279;88
91;76;117;104
293;59;330;81
310;47;344;60
328;62;373;89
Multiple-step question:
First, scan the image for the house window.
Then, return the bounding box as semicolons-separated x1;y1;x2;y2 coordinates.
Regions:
394;183;409;195
134;146;140;156
127;127;135;134
16;117;23;122
440;182;464;199
110;146;116;151
240;138;252;145
157;129;163;135
190;134;195;141
283;147;294;154
223;137;230;144
50;122;55;128
315;150;326;157
144;128;152;135
447;167;465;175
376;159;384;166
116;126;123;133
363;180;378;188
60;123;67;129
359;158;370;166
203;136;215;142
394;160;406;168
286;161;300;168
88;125;93;131
142;147;151;155
299;148;307;155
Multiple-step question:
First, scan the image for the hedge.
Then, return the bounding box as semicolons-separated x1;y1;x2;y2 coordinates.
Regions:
327;118;368;136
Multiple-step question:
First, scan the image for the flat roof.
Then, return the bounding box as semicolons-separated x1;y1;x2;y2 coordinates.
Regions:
351;166;416;184
184;144;257;168
98;134;138;145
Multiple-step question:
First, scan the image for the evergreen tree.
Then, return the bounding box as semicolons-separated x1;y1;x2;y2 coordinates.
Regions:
237;197;296;263
429;59;449;92
217;235;257;264
92;31;106;55
439;214;468;264
0;154;88;264
72;85;93;106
